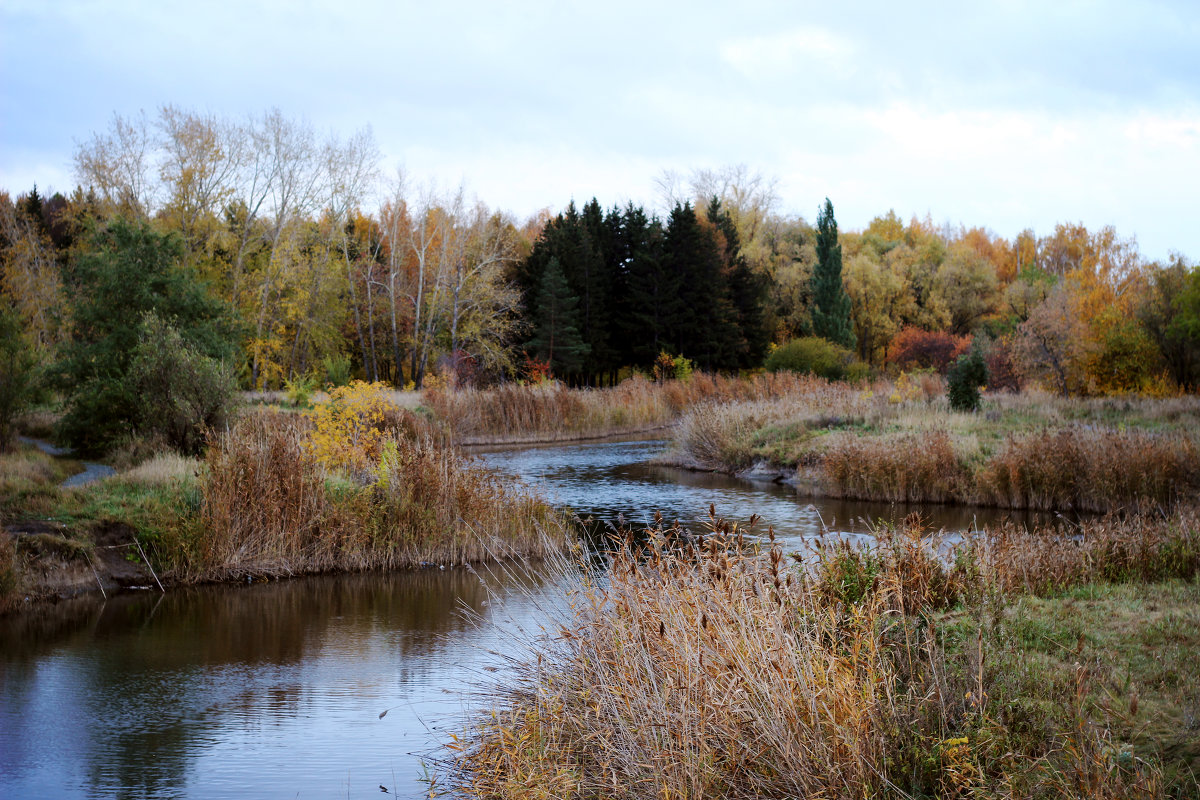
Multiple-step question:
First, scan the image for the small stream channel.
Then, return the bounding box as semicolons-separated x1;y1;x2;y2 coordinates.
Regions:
1;438;1057;799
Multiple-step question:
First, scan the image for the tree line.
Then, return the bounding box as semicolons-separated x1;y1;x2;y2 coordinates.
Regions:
3;105;1200;421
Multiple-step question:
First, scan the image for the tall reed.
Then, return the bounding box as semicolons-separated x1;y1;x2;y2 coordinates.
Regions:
161;409;566;581
449;509;1183;799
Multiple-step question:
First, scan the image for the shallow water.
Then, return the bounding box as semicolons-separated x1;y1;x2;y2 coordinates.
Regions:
473;438;1058;548
2;438;1055;799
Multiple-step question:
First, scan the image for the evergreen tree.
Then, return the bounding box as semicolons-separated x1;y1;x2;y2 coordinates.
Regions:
811;198;856;350
526;257;589;377
706;197;770;369
54;217;237;453
663;202;739;371
515;201;611;384
623;213;682;366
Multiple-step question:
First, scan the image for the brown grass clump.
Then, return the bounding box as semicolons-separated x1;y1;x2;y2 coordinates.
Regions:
978;428;1200;512
968;509;1200;596
114;452;201;486
0;532;16;614
822;430;969;503
165;408;567;581
449;512;1182;800
456;529;904;799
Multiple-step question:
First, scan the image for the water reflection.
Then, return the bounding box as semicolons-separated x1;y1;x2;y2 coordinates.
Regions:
0;568;550;799
473;439;1066;545
1;438;1073;799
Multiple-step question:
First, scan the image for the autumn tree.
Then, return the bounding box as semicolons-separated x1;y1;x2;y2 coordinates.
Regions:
0;189;67;353
0;304;42;451
934;241;999;334
1011;283;1094;396
1139;256;1200;390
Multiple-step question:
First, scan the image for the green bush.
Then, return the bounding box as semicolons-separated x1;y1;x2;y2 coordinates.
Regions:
322;353;352;388
127;312;237;455
947;345;988;412
284;374;318;408
764;337;856;380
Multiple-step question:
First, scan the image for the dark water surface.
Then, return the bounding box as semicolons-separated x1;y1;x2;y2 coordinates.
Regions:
0;569;558;800
473;439;1055;547
2;438;1050;799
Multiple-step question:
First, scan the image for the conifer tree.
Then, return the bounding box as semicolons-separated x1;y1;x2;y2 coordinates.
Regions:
706;197;770;368
527;257;589;377
811;198;856;350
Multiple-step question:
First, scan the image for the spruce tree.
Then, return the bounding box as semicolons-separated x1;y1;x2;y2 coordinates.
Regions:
527;257;590;377
706;197;770;369
811;198;856;350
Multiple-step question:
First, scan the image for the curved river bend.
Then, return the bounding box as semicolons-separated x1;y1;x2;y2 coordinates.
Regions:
1;438;1050;799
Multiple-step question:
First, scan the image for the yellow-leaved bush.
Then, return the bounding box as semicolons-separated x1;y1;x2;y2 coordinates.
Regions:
306;380;393;473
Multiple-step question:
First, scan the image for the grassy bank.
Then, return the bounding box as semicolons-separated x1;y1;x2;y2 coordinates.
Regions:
1;388;568;609
449;510;1200;799
420;372;844;445
667;383;1200;513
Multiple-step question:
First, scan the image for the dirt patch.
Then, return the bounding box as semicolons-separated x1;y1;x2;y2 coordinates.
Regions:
2;520;157;612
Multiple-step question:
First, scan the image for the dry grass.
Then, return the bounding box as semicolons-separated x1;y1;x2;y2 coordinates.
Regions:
449;509;1194;799
421;373;857;445
821;430;969;504
171;409;568;581
663;379;1200;514
0;445;70;520
112;452;202;486
978;429;1199;512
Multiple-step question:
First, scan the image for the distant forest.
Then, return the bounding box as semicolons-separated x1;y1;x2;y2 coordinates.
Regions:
3;106;1199;395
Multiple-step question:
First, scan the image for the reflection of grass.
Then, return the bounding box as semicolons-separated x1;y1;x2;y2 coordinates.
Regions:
453;512;1200;799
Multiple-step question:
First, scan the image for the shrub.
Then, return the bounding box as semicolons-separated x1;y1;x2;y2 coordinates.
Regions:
321;353;352;388
284;374;318;408
947;346;988;412
306;380;394;473
126;312;237;455
765;336;855;380
983;335;1022;392
886;326;970;374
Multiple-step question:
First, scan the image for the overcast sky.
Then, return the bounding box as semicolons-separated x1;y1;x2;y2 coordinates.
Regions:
2;0;1198;259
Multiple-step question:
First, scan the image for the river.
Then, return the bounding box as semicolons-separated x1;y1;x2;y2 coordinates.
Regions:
0;438;1049;799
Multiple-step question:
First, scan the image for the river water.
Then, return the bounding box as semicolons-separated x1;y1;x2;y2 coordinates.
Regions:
0;438;1048;799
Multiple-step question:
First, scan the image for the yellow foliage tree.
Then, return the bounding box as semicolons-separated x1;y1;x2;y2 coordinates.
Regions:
306;381;395;473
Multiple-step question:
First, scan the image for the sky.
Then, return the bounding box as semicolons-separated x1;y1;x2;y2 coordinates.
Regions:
2;0;1198;260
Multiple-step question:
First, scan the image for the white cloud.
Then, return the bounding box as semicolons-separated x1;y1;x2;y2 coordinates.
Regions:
719;27;855;78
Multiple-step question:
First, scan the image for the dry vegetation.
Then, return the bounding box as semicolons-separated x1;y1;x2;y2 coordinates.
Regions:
666;379;1200;513
421;373;847;445
181;409;565;581
449;509;1200;799
2;387;570;600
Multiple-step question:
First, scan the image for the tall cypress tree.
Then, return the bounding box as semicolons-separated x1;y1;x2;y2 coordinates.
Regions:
810;198;856;350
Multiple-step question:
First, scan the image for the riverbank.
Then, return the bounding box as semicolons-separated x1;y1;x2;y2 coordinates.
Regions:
1;398;570;613
662;388;1200;513
449;511;1200;799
